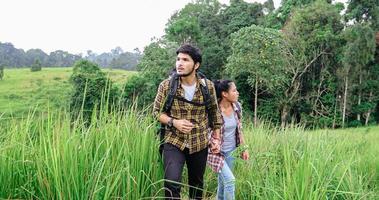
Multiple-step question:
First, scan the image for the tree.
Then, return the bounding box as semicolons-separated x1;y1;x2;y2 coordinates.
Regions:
341;24;376;127
263;0;275;13
26;49;48;66
363;60;379;125
166;16;202;44
111;46;124;56
219;0;264;37
226;25;286;126
48;50;81;67
0;42;83;68
69;60;118;124
279;1;344;128
123;40;176;106
164;0;266;79
31;59;42;72
0;65;4;80
0;42;27;67
109;52;141;70
345;0;379;30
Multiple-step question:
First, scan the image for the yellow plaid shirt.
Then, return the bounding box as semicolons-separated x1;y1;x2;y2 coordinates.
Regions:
153;75;222;154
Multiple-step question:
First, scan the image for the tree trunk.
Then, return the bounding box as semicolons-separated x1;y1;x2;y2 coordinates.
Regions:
357;72;362;121
281;105;288;129
365;91;373;125
254;78;258;127
365;112;371;125
342;76;348;128
332;94;338;129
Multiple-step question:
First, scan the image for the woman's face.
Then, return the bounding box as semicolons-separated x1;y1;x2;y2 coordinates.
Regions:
222;82;239;103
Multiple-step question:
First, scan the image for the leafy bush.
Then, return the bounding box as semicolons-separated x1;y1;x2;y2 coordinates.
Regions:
122;41;175;107
69;60;119;124
0;65;4;80
30;59;42;72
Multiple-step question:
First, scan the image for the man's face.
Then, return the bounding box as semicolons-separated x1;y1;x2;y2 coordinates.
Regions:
176;53;199;77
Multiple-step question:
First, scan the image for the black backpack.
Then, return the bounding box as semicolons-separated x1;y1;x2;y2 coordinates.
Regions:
158;72;213;154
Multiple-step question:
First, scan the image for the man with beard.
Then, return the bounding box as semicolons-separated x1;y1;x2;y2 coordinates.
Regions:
153;44;222;199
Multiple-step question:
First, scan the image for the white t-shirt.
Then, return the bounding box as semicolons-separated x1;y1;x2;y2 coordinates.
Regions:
182;83;196;101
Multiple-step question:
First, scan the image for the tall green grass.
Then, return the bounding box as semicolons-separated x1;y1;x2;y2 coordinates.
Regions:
233;123;379;199
0;106;164;199
1;107;378;199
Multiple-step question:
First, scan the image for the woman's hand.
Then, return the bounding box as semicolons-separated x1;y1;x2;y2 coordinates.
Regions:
241;150;249;160
209;137;221;154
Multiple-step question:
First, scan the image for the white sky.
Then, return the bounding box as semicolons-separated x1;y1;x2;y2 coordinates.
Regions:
0;0;281;55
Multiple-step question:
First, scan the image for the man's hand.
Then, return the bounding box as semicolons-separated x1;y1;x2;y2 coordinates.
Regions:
173;119;194;134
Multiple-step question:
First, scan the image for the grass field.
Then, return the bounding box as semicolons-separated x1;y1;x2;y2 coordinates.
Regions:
0;106;378;199
0;67;135;118
0;68;378;199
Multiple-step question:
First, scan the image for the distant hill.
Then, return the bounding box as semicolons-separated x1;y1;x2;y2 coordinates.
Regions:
0;42;142;70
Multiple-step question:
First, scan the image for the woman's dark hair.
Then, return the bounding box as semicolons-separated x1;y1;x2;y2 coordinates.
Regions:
213;79;233;102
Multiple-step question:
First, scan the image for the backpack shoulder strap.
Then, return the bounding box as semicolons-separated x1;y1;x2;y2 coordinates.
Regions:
163;73;179;113
162;72;214;128
197;72;213;128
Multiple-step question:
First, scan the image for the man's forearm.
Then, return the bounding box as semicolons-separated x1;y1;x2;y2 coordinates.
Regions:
159;113;172;125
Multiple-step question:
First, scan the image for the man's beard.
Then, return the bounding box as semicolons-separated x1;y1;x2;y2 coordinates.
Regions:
178;65;196;77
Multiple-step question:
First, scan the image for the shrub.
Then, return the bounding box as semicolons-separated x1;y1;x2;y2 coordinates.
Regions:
31;59;42;72
69;60;118;124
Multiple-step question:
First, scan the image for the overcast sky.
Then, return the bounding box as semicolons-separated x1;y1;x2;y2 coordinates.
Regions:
0;0;281;55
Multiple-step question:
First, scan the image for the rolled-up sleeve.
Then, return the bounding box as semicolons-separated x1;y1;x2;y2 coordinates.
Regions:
153;80;168;120
208;81;222;130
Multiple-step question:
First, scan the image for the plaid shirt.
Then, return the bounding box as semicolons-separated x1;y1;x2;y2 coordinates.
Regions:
207;102;244;173
153;75;222;154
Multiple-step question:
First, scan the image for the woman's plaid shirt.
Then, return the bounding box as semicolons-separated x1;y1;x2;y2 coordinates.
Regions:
153;76;222;154
207;102;244;173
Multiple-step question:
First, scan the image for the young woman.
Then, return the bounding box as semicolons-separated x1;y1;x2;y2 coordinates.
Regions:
208;79;249;200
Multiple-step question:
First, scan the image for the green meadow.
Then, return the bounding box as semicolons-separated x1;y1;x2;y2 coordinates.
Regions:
0;68;135;118
0;68;378;199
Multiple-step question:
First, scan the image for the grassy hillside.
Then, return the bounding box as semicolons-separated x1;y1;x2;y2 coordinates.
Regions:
0;67;135;118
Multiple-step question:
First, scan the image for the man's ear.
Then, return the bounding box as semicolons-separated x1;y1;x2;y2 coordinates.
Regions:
194;62;200;70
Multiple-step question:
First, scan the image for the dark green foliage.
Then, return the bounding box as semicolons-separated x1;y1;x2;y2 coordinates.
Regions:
219;1;265;37
63;0;379;128
30;59;42;72
122;41;175;107
122;0;379;128
85;47;142;69
0;65;4;80
342;24;375;70
26;49;48;66
0;42;82;67
279;1;345;128
69;60;118;124
345;0;379;29
341;24;376;126
47;50;81;67
0;42;140;69
164;0;265;79
264;0;319;29
109;51;141;70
